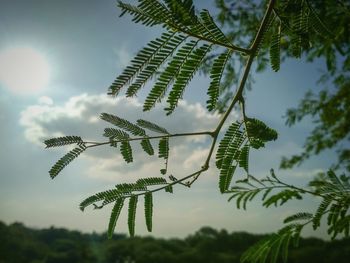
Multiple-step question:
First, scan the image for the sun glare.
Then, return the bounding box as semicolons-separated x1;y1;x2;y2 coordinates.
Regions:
0;47;50;94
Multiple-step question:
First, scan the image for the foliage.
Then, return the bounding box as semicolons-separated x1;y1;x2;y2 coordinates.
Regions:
45;0;349;262
2;222;350;263
228;170;350;263
215;0;350;171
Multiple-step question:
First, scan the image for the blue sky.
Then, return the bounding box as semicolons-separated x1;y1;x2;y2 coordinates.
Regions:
0;0;336;238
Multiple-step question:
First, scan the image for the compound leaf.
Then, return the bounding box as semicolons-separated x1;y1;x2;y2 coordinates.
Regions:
128;195;138;237
107;198;125;238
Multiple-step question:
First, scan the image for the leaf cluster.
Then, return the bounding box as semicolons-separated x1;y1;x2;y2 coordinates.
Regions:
80;176;170;237
227;170;350;263
108;0;248;114
47;116;170;177
216;118;278;193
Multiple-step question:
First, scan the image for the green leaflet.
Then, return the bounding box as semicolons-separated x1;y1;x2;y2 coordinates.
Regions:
165;185;173;193
307;2;333;37
108;31;174;95
239;145;250;174
158;137;169;159
207;49;233;111
44;136;83;148
164;0;197;26
245;118;278;149
158;137;169;174
136;119;169;134
165;43;212;115
49;145;86;179
313;195;332;229
126;33;186;97
269;19;281;72
198;10;232;45
241;225;298;263
144;192;153;232
107;198;124;239
283;212;313;224
128;195;138;237
103;126;134;163
218;133;245;193
118;1;169;27
216;121;241;169
103;128;129;140
144;40;199;111
140;138;154;156
136;177;167;186
290;2;308;58
100;113;146;136
115;183;147;193
219;165;236;194
79;188;121;211
263;190;302;208
136;0;173;26
120;141;133;163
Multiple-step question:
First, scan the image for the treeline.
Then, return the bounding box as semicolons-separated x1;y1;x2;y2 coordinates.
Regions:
0;221;349;263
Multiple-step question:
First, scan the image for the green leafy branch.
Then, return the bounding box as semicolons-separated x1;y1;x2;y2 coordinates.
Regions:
228;170;350;263
46;0;279;238
44;2;348;262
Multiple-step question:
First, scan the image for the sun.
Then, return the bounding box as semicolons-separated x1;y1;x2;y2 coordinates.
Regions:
0;47;51;94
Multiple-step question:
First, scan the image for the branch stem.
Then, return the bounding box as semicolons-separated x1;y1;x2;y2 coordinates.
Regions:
85;130;213;148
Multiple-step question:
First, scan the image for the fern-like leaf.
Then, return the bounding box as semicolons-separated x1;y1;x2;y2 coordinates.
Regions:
158;137;169;174
216;121;241;169
283;212;313;224
219;165;236;193
165;185;173;193
218;131;245;193
239;145;250;174
144;40;199;111
307;3;333;37
120;141;133;163
108;31;174;95
165;43;212;115
107;198;124;238
158;137;169;159
140;138;154;156
164;0;197;26
270;19;281;71
245;118;278;149
198;9;232;44
144;192;153;232
241;225;299;263
136;119;169;134
79;188;121;211
290;3;307;58
49;145;86;179
118;1;163;26
126;33;186;97
207;50;233;111
312;195;332;229
263;189;302;208
101;113;146;136
136;177;168;186
103;128;129;140
128;195;138;237
44;136;83;148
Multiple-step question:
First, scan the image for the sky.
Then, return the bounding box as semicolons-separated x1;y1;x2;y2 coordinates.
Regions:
0;0;337;239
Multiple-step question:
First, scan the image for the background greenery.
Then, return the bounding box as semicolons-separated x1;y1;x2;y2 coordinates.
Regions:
1;221;349;263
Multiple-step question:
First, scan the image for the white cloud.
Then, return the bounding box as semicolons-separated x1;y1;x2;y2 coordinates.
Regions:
20;93;228;182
